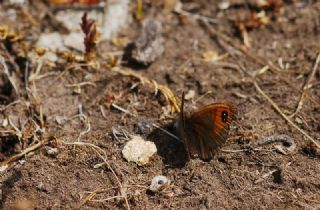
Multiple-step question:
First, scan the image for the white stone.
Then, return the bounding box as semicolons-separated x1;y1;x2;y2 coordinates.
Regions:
184;90;195;100
101;0;130;40
37;32;66;51
63;32;85;52
218;1;230;10
149;175;170;192
122;136;157;166
45;146;59;157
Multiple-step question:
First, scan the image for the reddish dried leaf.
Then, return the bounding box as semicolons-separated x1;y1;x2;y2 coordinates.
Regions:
80;12;100;62
104;92;118;108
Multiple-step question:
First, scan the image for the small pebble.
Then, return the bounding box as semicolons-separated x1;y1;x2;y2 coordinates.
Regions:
149;175;170;192
184;90;195;100
134;117;153;134
45;146;59;157
218;1;230;10
132;19;164;65
18;160;26;165
37;182;46;192
55;115;67;125
2;118;8;127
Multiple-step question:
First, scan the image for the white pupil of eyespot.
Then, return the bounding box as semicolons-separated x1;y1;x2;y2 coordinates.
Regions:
222;112;228;122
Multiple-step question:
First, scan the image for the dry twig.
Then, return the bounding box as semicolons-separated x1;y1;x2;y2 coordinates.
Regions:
65;81;96;94
111;67;180;113
254;81;320;148
73;186;105;210
174;4;218;24
1;142;40;167
290;53;320;117
112;103;136;117
1;135;53;168
254;169;278;184
0;100;20;112
135;0;143;22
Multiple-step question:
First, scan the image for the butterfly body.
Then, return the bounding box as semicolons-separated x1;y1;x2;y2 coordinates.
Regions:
179;98;236;160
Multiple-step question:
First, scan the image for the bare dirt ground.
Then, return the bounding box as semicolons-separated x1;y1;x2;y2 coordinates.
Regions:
0;0;320;209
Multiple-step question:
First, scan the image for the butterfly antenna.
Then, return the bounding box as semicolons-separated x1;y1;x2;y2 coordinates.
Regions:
181;92;185;110
179;92;186;139
180;92;185;119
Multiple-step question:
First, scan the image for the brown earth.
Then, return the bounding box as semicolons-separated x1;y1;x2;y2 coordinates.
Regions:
0;0;320;209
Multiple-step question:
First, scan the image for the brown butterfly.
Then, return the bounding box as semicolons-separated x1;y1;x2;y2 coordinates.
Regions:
178;93;236;160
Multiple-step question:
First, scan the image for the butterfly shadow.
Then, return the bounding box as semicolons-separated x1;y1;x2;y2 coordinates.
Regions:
148;123;189;168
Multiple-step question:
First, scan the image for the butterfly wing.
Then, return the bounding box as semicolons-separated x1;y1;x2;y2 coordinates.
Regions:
184;103;236;160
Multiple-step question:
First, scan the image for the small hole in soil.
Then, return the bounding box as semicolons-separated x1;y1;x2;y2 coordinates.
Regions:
218;157;227;164
15;56;27;73
0;74;15;105
272;169;283;184
146;189;156;196
158;180;164;185
282;141;291;147
0;135;21;160
302;144;320;158
182;183;193;193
